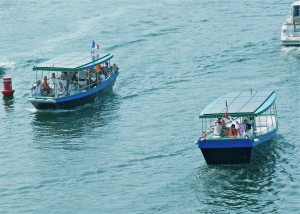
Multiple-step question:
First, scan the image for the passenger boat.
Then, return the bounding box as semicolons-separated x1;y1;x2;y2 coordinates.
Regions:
195;90;278;164
28;51;119;110
281;1;300;46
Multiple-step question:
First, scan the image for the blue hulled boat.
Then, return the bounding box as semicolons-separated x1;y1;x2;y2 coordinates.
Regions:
195;90;278;164
28;51;119;110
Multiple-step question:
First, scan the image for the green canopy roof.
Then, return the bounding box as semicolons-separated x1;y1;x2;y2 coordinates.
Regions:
32;52;114;72
199;91;276;118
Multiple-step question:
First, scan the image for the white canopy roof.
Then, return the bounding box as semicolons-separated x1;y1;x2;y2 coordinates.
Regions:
292;1;300;6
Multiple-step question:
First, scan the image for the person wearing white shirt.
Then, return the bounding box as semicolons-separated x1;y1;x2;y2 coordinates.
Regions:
245;124;253;138
49;73;58;96
249;116;257;132
213;120;223;137
239;118;249;136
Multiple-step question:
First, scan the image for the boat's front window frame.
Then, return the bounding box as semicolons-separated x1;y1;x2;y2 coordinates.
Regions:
254;101;277;136
294;6;300;18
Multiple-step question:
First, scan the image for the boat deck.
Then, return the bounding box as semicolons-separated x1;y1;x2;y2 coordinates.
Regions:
283;36;300;40
283;17;300;25
205;115;277;139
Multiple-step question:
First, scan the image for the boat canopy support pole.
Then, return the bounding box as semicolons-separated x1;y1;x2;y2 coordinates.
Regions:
265;110;269;133
270;103;274;130
274;103;278;126
258;115;262;134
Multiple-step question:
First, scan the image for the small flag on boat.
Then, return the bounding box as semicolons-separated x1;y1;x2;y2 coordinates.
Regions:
92;41;100;49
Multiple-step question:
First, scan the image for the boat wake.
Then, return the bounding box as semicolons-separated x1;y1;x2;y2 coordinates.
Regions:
281;46;300;54
0;61;15;74
0;61;15;69
25;107;75;113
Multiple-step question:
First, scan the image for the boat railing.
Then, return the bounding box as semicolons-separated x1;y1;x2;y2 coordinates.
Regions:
206;136;250;141
201;113;277;140
76;68;116;93
254;113;277;136
30;68;118;98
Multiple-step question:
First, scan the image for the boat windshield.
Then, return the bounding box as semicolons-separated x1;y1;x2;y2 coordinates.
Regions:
294;6;300;17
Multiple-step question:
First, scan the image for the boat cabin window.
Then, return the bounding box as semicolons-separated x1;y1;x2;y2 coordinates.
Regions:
293;6;300;17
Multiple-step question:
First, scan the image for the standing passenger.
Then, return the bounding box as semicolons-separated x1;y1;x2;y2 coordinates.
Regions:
213;119;223;137
49;73;58;96
60;72;67;88
240;118;249;136
103;62;111;77
78;70;86;89
249;116;257;132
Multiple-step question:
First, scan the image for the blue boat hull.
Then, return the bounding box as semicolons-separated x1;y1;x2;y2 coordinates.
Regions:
197;128;277;164
29;70;118;110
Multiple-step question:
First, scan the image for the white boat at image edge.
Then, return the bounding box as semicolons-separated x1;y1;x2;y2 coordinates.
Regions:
195;90;278;165
281;1;300;46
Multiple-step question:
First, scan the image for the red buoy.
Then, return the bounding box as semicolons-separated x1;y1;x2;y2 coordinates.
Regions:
2;77;15;96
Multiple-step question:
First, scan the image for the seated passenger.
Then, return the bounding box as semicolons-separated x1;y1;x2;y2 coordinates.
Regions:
99;71;106;83
30;80;42;96
96;64;102;72
57;82;67;96
36;80;42;96
229;124;239;138
60;72;67;88
42;76;51;95
70;82;78;95
220;118;229;136
59;81;64;90
112;63;118;71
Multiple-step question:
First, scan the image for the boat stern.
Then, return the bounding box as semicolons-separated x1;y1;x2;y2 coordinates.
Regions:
197;138;252;164
281;22;300;46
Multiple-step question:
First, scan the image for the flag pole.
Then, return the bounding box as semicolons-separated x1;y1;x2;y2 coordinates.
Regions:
91;40;95;54
226;100;228;113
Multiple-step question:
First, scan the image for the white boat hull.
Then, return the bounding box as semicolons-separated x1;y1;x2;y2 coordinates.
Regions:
281;10;300;46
